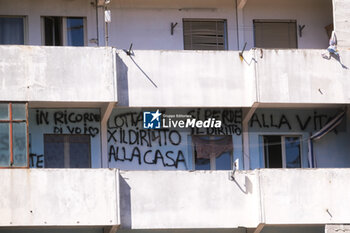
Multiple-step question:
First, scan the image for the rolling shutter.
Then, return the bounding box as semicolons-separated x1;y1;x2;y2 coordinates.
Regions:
183;19;227;50
254;20;297;49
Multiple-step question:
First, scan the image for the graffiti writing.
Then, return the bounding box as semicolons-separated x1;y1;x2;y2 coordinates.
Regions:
250;112;338;131
29;153;44;168
35;110;100;137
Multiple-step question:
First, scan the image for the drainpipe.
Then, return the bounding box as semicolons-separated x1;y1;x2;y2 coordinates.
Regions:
95;0;100;46
235;0;240;50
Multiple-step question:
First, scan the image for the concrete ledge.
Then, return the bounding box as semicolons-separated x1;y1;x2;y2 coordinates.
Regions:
0;169;120;227
0;46;117;102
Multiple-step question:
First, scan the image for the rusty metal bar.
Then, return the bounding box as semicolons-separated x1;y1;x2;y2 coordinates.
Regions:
9;103;13;166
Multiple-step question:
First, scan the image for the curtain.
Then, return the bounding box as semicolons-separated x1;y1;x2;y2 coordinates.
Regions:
0;17;24;45
192;136;233;159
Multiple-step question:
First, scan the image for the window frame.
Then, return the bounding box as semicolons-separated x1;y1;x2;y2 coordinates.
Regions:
183;18;228;50
0;15;28;45
41;16;87;46
261;134;303;169
0;102;29;168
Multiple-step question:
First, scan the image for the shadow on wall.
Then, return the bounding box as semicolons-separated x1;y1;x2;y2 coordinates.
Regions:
116;53;130;106
119;173;132;229
322;52;348;69
232;175;253;194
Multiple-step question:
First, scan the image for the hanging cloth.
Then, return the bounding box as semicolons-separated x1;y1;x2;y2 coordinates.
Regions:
192;136;233;159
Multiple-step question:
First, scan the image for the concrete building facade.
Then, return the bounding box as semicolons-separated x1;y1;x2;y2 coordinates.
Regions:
0;0;350;232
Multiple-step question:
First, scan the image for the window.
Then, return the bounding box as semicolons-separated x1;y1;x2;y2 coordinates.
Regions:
0;103;28;167
263;135;301;168
183;19;228;50
253;20;297;48
44;134;91;168
192;135;233;170
0;16;25;45
42;16;85;46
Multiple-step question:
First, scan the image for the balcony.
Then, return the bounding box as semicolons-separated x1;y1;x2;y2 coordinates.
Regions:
1;168;349;229
0;169;120;227
1;46;350;107
0;46;117;104
119;169;350;229
116;49;350;107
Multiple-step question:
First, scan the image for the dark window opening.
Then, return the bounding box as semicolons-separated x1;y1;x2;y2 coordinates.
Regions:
44;17;62;46
264;136;282;168
263;135;301;168
43;16;84;46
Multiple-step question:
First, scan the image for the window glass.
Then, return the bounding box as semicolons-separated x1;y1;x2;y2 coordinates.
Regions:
67;17;84;46
0;123;10;166
0;17;24;45
216;152;231;170
12;103;26;120
12;122;27;167
0;103;9;120
285;136;301;168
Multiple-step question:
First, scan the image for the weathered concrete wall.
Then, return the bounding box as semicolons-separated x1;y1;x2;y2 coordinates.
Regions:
256;50;350;104
107;108;243;170
0;46;117;102
116;49;256;107
0;0;103;46
120;169;350;229
260;169;350;224
0;169;120;227
333;0;350;48
243;0;332;49
119;170;260;229
0;0;333;50
108;0;239;50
